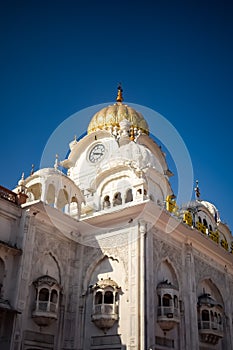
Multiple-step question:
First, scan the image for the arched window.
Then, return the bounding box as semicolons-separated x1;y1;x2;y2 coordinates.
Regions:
202;309;209;321
38;288;49;312
113;192;122;206
70;196;79;218
27;184;42;201
198;216;202;223
95;291;102;304
50;290;58;312
46;184;55;206
203;219;208;227
104;290;113;304
125;189;133;203
209;224;213;232
51;289;58;303
39;288;49;302
162;294;172;307
57;189;69;211
158;295;161;307
103;195;110;208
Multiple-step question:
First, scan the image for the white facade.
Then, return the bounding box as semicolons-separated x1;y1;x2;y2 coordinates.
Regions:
0;91;233;350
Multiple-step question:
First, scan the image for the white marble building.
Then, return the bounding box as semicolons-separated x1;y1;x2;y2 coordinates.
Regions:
0;87;233;350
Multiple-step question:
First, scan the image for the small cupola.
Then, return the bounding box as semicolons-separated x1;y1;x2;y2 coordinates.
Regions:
91;278;121;333
157;280;180;331
197;293;223;345
32;275;62;327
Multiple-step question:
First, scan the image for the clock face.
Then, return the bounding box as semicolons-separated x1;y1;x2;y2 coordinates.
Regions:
89;143;105;163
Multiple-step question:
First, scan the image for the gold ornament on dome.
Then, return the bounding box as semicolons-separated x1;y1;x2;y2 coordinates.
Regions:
116;83;123;102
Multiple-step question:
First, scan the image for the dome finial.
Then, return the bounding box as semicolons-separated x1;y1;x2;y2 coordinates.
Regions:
17;172;26;192
30;164;34;176
54;154;59;170
19;172;25;184
116;83;123;103
195;180;201;200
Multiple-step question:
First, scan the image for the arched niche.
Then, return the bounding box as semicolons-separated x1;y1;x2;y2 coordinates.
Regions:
113;192;122;206
157;259;179;288
56;188;69;211
34;252;61;285
125;188;133;203
197;278;224;345
83;255;126;337
197;278;224;306
27;183;42;201
82;254;127;295
69;195;80;218
156;259;180;332
46;183;55;206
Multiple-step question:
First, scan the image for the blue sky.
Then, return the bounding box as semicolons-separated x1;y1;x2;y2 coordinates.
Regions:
0;0;233;230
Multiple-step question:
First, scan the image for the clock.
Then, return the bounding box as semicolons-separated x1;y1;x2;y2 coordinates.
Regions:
89;143;105;163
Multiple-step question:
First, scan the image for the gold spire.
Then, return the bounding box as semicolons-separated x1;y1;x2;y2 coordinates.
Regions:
195;180;200;200
116;83;123;103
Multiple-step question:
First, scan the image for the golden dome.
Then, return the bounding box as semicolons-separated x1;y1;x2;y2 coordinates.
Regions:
87;102;149;135
88;86;149;135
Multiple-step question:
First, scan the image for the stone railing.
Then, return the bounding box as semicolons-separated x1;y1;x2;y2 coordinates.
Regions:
198;320;223;333
93;303;118;316
157;306;180;318
0;185;17;204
